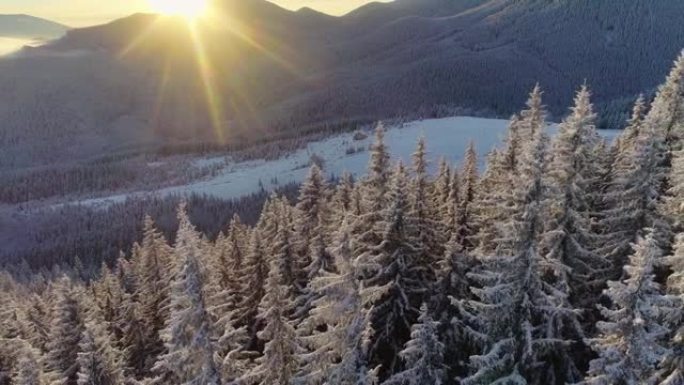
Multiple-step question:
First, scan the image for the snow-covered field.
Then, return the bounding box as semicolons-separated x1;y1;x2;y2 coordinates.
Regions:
68;117;620;208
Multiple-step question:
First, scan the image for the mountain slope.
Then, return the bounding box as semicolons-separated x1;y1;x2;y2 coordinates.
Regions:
0;14;68;39
1;0;683;170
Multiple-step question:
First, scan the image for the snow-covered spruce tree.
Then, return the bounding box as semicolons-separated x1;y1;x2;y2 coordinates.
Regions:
293;164;329;276
500;114;523;174
294;214;336;323
13;343;44;385
646;50;684;166
410;137;441;277
582;232;673;385
128;216;173;378
443;168;461;236
462;127;583;385
331;171;354;223
655;234;684;385
150;204;220;385
518;84;547;140
76;313;126;385
210;214;247;307
383;303;445;385
272;208;299;295
235;249;300;385
362;162;428;379
364;123;391;213
353;123;392;277
665;147;684;232
541;85;610;310
207;216;247;347
431;233;476;384
23;294;50;354
236;229;269;351
92;263;122;327
614;96;647;167
44;277;85;385
208;219;252;382
215;314;250;383
470;148;506;257
472;86;548;258
456;142;479;251
295;216;374;385
596;109;670;276
433;157;452;216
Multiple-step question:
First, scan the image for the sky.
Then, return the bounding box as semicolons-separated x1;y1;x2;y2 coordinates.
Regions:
0;0;384;26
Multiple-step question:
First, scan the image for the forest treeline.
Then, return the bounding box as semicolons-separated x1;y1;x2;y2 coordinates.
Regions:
0;52;683;385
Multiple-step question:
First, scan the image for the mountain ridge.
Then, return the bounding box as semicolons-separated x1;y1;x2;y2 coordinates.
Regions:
0;14;68;39
1;0;683;170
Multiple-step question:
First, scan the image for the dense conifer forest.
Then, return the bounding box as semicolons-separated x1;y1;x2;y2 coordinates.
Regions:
0;52;683;385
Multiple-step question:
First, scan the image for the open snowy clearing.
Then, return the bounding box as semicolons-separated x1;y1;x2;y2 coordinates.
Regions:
65;117;620;208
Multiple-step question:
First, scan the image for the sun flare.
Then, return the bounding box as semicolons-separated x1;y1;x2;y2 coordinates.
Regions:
148;0;209;20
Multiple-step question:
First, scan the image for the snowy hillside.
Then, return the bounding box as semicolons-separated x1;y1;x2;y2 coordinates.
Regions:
71;116;620;208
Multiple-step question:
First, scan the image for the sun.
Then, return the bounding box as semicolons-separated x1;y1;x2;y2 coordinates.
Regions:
148;0;209;20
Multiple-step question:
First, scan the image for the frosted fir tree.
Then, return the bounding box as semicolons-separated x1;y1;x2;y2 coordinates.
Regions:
294;164;329;273
443;168;461;236
471;86;548;259
295;216;374;385
13;343;44;385
235;253;300;385
272;211;299;294
131;216;173;377
462;127;583;385
210;214;247;307
583;232;673;385
665;147;684;231
518;84;547;139
331;171;355;223
208;221;251;382
541;85;609;310
23;294;50;353
383;304;445;385
655;234;684;385
364;123;391;213
76;316;126;385
433;157;452;215
150;204;220;385
116;291;148;379
470;148;506;257
91;264;126;341
44;277;85;385
456;142;479;251
499;114;523;174
596;116;670;275
294;216;336;323
353;124;392;278
207;216;248;357
614;96;647;167
431;233;476;383
236;229;269;351
645;50;684;158
363;162;427;379
410;137;442;276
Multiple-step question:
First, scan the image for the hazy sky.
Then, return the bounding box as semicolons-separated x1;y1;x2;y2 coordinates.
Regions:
0;0;385;26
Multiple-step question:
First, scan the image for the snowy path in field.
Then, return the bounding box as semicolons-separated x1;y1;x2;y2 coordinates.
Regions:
66;117;620;208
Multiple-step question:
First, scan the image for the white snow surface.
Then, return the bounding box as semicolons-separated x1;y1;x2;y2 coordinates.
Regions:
68;117;621;208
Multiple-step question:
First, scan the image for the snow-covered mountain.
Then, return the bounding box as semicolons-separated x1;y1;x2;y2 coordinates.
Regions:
0;0;682;171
